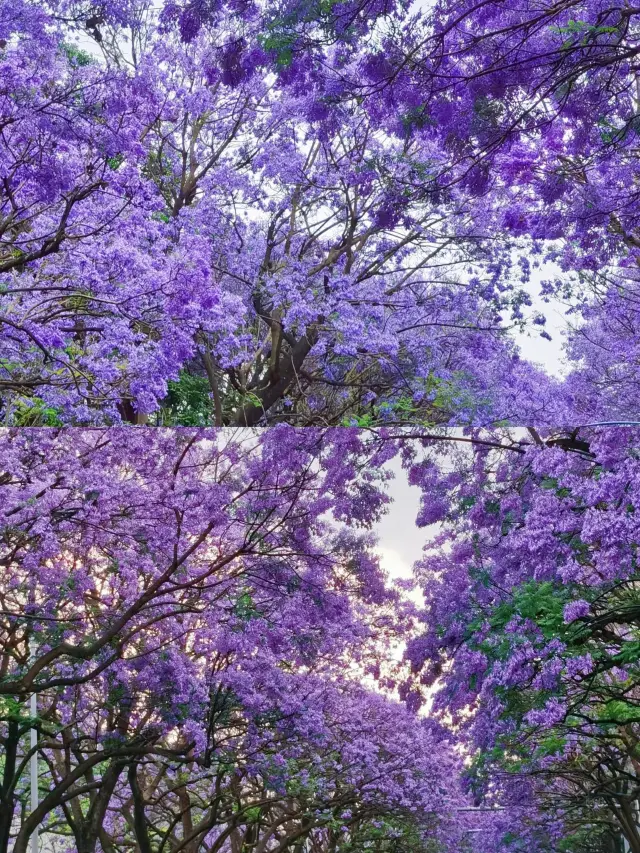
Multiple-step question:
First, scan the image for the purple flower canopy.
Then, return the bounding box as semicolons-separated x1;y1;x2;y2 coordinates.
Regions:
2;425;639;852
400;425;640;852
2;0;640;847
1;0;638;425
0;426;513;853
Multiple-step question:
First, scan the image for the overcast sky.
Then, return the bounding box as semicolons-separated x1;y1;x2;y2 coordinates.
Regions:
512;262;571;379
374;457;425;582
371;456;447;614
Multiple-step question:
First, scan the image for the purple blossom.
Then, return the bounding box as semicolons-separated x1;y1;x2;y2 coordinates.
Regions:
563;600;590;623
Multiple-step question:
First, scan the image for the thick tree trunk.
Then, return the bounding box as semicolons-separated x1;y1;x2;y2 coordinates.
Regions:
232;329;318;426
128;761;153;853
73;761;127;853
12;749;140;853
0;720;19;853
618;799;640;853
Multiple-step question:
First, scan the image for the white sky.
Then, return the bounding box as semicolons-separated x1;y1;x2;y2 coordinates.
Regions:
512;262;571;379
374;456;425;589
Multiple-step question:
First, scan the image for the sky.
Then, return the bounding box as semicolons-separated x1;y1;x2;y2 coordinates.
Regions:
373;430;533;592
511;261;572;379
374;456;425;589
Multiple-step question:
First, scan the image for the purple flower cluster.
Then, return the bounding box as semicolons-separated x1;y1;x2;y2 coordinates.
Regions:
563;599;591;623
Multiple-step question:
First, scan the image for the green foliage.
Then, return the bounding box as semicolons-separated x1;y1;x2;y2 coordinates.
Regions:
556;825;614;852
401;104;435;135
243;805;263;823
534;733;567;760
106;684;128;707
107;153;124;170
598;699;640;724
467;581;583;668
233;590;260;622
551;19;619;36
257;30;297;67
512;582;567;638
551;19;619;56
284;764;320;799
597;116;620;145
161;371;214;425
540;476;571;498
473;96;504;127
61;42;95;67
10;397;64;426
0;696;25;720
340;373;483;426
613;639;640;665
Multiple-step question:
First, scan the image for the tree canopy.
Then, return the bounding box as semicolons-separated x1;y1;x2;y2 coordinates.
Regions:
2;0;639;424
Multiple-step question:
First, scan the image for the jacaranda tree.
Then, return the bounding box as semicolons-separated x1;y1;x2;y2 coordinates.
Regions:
400;426;640;852
0;427;491;853
6;0;639;425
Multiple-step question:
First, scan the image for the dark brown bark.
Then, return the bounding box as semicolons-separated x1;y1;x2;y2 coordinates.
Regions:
0;719;19;853
128;762;153;853
232;328;319;426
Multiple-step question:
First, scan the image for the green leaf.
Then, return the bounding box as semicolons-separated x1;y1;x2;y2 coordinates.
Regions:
61;43;95;67
107;153;124;170
162;371;214;426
